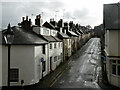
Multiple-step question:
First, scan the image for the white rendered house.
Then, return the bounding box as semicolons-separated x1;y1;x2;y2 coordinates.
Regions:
2;24;48;86
33;17;63;73
104;3;120;88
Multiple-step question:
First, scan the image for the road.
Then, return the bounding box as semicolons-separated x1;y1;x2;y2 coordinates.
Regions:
49;38;102;89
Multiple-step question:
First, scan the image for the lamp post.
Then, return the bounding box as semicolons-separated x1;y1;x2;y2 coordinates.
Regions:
4;24;14;86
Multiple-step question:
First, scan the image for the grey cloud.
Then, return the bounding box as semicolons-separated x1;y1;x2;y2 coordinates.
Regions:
73;8;89;19
64;11;72;19
2;1;64;28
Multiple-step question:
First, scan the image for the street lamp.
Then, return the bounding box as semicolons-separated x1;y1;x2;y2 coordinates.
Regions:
4;24;14;86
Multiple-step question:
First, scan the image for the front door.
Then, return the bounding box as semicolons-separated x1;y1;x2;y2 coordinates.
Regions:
50;57;52;72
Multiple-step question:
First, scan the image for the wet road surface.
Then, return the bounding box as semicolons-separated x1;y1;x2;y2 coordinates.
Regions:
50;38;101;89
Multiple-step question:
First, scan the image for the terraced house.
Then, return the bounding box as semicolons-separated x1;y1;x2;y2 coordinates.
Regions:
33;15;63;72
104;3;120;88
1;20;48;86
0;15;91;87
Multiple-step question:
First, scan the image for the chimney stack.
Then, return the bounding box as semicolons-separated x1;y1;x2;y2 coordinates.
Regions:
22;17;25;21
58;19;64;27
26;16;28;21
35;14;42;27
21;16;31;30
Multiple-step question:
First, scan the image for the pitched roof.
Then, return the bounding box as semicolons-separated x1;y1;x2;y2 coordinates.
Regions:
42;35;56;42
68;30;79;37
57;32;70;39
1;26;48;45
42;21;55;30
52;36;62;42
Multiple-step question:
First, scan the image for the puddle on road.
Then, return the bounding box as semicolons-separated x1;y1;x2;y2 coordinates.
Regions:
84;81;93;88
59;80;65;84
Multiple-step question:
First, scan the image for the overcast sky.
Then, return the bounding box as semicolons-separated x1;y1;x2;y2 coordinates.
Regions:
1;0;120;28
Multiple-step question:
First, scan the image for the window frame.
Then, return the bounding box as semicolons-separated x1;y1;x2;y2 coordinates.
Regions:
54;56;57;62
43;45;45;54
10;68;19;82
50;43;52;49
111;59;120;76
54;43;56;48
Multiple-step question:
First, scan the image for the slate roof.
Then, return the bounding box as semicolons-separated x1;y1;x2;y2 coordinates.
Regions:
78;29;84;34
75;31;81;36
57;32;70;39
42;21;55;30
1;26;48;45
52;36;62;42
67;30;78;37
42;35;57;42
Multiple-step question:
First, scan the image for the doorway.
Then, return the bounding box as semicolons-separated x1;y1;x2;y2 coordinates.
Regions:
50;57;52;72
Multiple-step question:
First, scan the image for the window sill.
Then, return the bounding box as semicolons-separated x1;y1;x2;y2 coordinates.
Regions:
111;74;120;78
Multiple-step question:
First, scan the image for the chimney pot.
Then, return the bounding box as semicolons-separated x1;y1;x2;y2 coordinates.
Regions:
26;16;28;21
38;14;41;18
22;17;25;21
29;19;31;21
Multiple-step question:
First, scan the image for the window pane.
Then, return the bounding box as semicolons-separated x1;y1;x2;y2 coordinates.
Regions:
118;60;120;64
10;69;19;82
118;66;120;76
112;65;116;75
54;56;57;62
50;44;52;49
43;45;45;54
54;43;56;48
112;60;116;64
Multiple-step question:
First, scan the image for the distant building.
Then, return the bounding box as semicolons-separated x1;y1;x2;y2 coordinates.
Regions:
56;19;71;60
104;3;120;88
66;22;79;54
33;16;63;72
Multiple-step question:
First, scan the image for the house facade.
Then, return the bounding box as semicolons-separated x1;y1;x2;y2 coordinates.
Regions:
56;19;71;60
33;16;63;72
104;3;120;88
105;30;120;87
2;22;48;86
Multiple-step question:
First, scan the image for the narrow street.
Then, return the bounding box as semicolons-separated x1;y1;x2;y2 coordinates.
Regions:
49;38;101;88
2;38;102;90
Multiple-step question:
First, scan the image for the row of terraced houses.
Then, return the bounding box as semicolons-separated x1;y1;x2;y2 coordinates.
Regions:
0;15;93;86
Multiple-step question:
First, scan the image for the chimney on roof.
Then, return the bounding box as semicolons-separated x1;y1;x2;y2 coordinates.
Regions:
21;16;31;30
35;14;42;27
50;18;57;27
26;16;28;21
22;17;25;21
58;19;64;27
64;22;69;33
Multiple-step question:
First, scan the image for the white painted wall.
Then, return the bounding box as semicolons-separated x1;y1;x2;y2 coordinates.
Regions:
50;30;57;36
109;30;120;56
105;30;120;56
105;30;120;88
34;44;48;80
33;27;50;36
2;45;37;86
2;45;8;86
49;42;63;71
